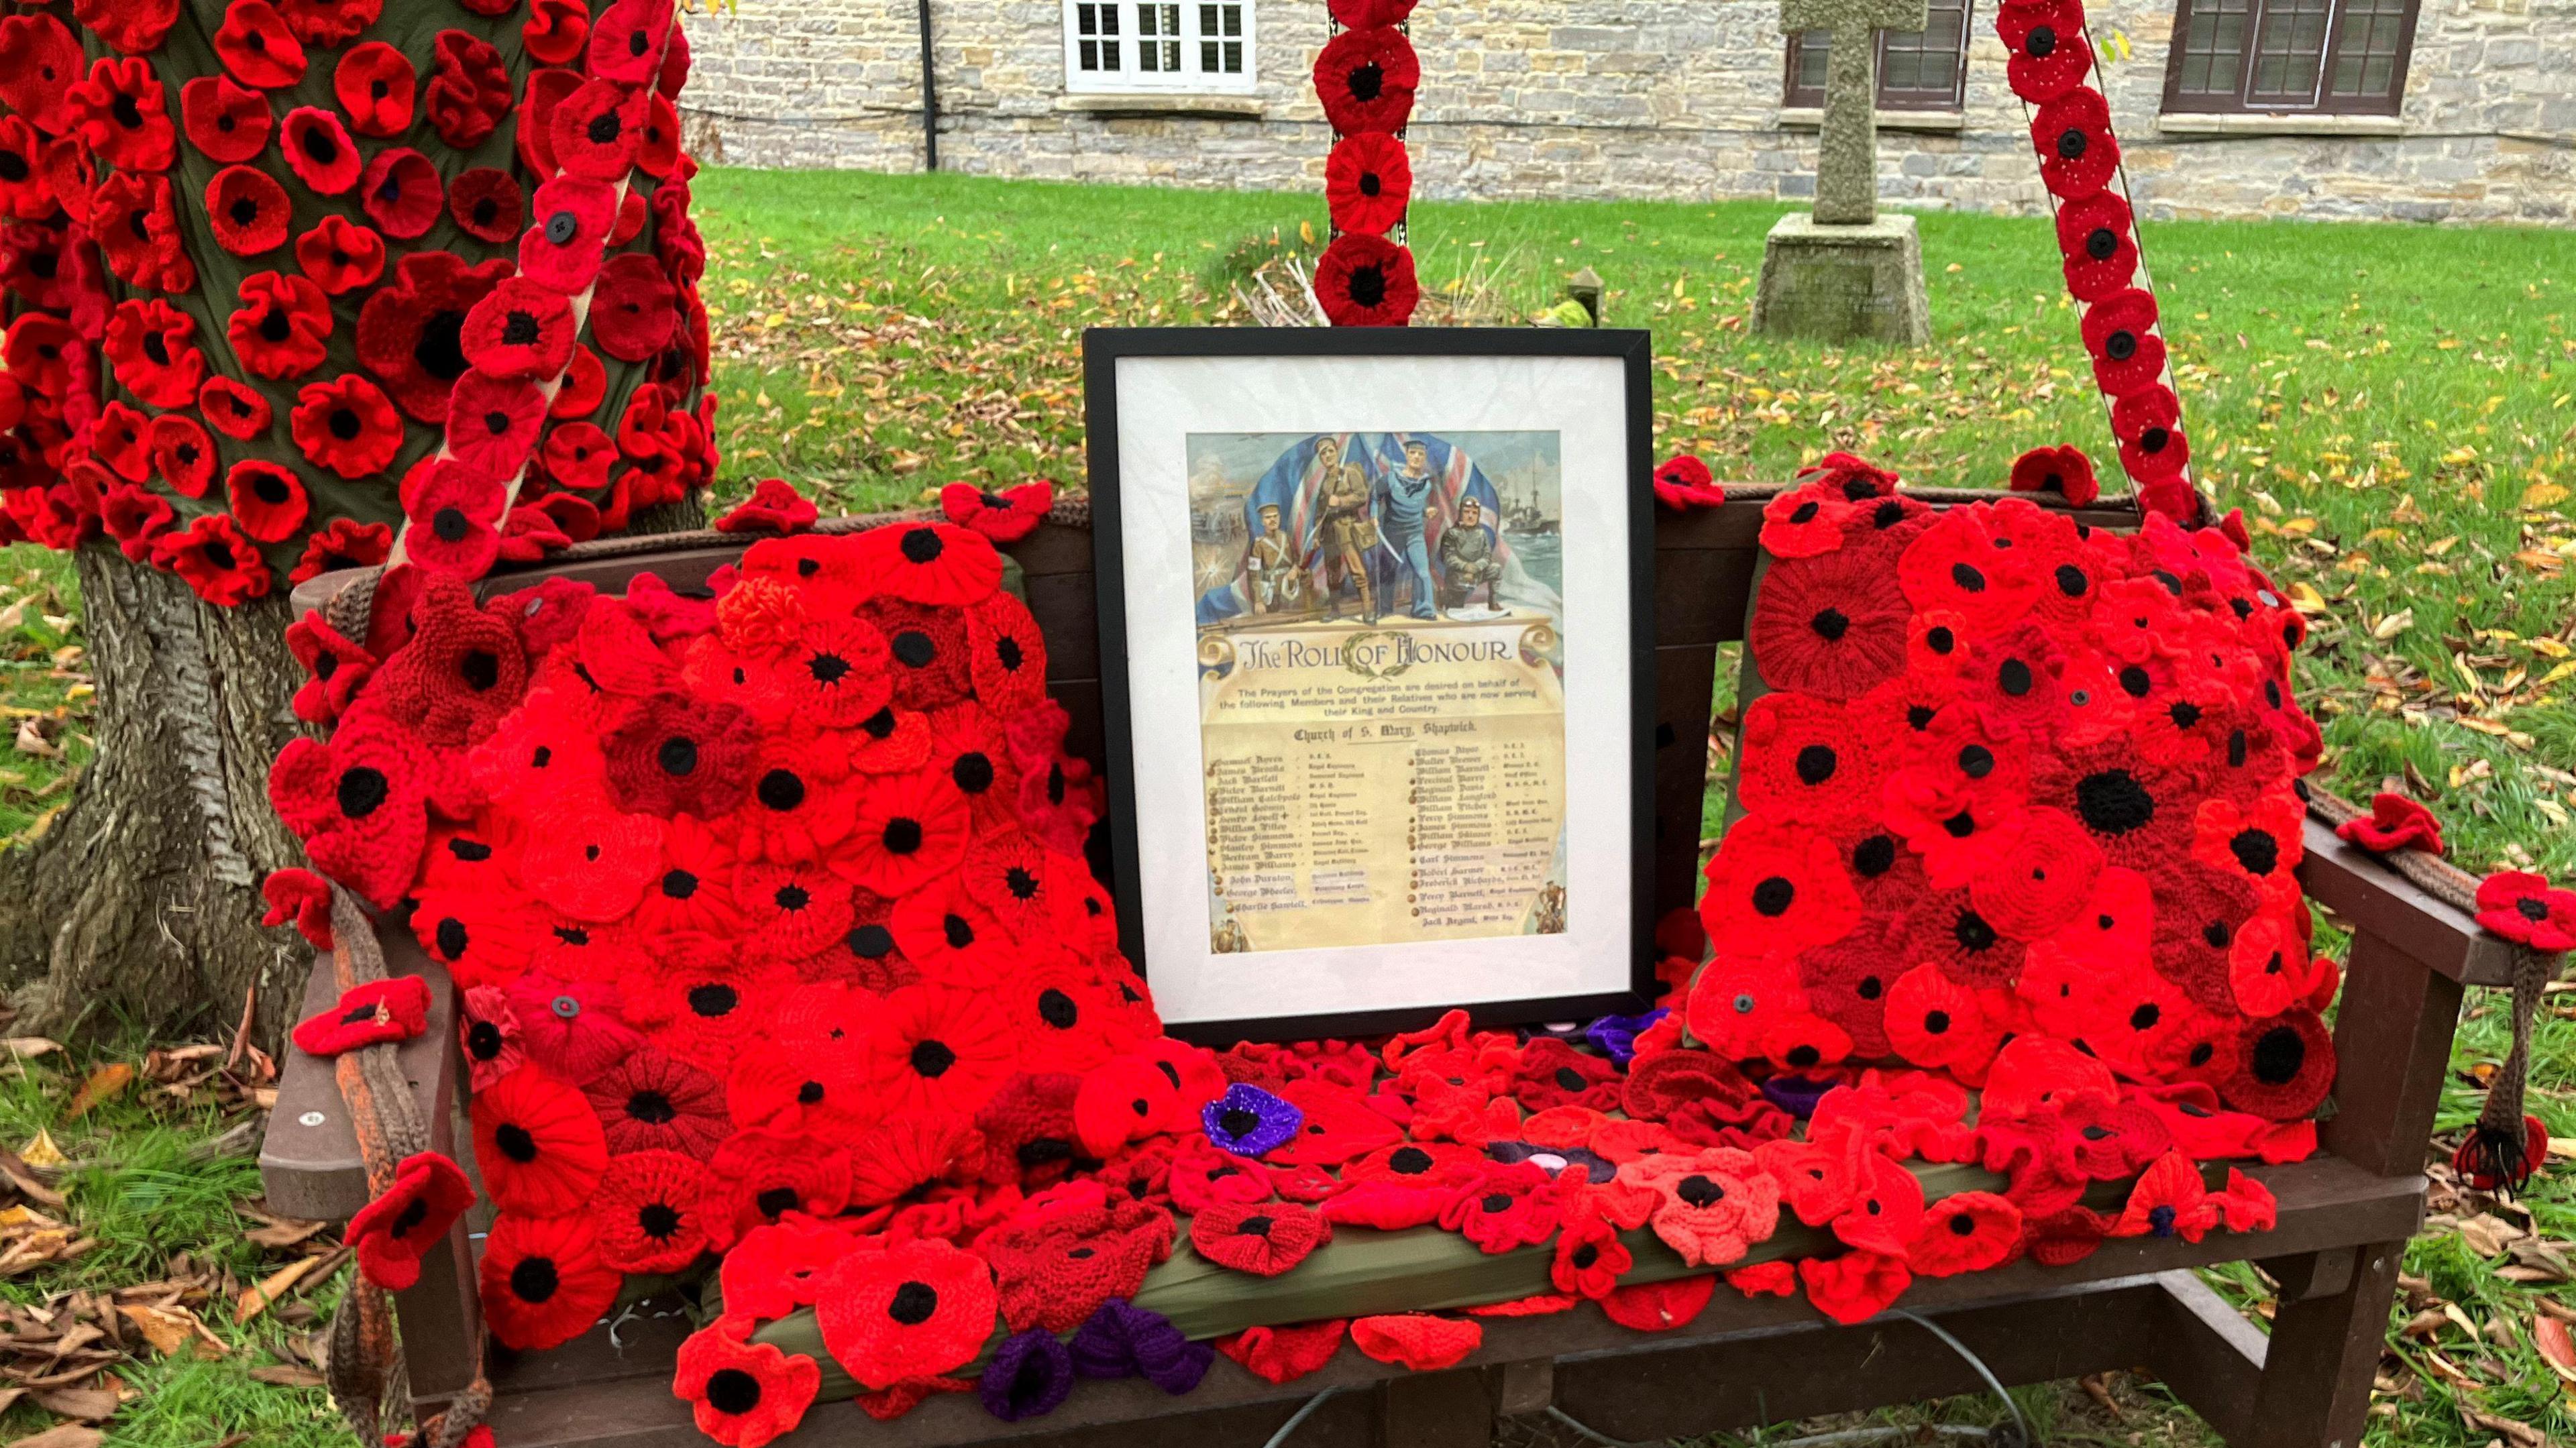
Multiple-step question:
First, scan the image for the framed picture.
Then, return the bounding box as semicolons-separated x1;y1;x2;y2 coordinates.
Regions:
1083;327;1659;1044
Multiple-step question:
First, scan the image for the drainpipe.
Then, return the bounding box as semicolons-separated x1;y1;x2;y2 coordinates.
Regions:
917;0;940;171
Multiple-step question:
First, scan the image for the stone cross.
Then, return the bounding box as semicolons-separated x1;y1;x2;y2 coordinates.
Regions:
1781;0;1931;225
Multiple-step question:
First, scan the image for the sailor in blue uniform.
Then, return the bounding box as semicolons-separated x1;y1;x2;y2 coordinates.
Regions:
1379;440;1440;620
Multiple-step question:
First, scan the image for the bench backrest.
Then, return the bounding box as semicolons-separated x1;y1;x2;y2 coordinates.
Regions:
293;489;2137;930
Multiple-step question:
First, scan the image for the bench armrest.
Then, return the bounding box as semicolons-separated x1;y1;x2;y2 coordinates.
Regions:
2296;815;2517;987
257;933;462;1221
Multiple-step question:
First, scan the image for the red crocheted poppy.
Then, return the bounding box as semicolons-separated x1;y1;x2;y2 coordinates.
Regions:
283;214;380;298
551;78;645;180
1164;1131;1274;1214
955;596;1048;718
264;710;425;905
2108;1152;2220;1243
274;0;379;46
2031;736;2192;871
1191;1199;1329;1277
2032;87;2118;200
969;1072;1084;1188
444;368;546;480
716;477;819;536
2082;287;2166;398
147;513;267;606
93;170;195;292
482;1209;620;1351
471;1066;610;1217
721;1215;861;1323
1968;807;2102;944
2055;191;2137;303
1698;817;1860;955
177;74;268;163
584;1046;728;1157
2148;860;2264;1013
276;106;358;196
705;1129;852;1246
594;1148;715;1274
934;480;1048;545
590;0;673;82
600;693;754;820
1897;508;2041;635
2336;791;2443;856
741;617;895;731
289;374;402;481
1314;231;1419;328
845;1112;981;1209
290;974;430;1059
857;598;969;711
1509;1038;1621;1114
1998;0;2091;101
1754;486;1849;561
515;64;585;178
68;0;178;54
331;41;414;137
1349;1313;1479;1371
0;13;79;131
737;858;857;963
195;376;269;443
411;883;541;989
68;56;175;172
2107;384;2188;485
347;1150;476;1291
590;252;680;361
441;168;521;248
1735;691;1884;825
1795;451;1902;502
285;611;374;724
1823;1150;1925;1256
814;1238;997;1390
2008;445;2099;507
360;147;443;240
1438;1162;1565;1254
92;403;153;485
1792;926;1900;1059
99;298;200;412
1325;130;1411;237
518;809;663;929
229;270;332;379
520;174;618;293
1746;552;1907;700
1797;1249;1911;1326
222;459;308;543
1651;453;1726;510
1314;25;1417;135
427;29;511;148
857;983;1015;1119
826;769;965;895
2474;871;2576;951
2221;1010;2335;1120
1599;1274;1714;1333
214;0;306;88
523;0;590;65
1684;954;1810;1062
402;459;504;577
364;577;530;747
1217;1319;1346;1386
1624;1148;1782;1268
675;1319;820;1448
1882;962;1996;1074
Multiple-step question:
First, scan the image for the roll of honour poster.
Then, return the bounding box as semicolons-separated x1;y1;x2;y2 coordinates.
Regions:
1087;332;1658;1041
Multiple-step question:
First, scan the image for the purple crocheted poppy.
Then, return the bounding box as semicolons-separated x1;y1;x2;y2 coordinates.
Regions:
1758;1074;1843;1120
1068;1300;1212;1395
1586;1009;1667;1067
1202;1083;1302;1158
979;1329;1074;1422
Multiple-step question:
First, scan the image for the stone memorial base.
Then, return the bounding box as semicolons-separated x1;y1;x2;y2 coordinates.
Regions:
1752;211;1931;346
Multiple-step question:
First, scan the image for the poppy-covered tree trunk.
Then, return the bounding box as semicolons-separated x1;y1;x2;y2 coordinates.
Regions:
0;543;307;1044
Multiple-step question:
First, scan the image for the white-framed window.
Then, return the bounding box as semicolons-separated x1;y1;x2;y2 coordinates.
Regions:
1064;0;1256;93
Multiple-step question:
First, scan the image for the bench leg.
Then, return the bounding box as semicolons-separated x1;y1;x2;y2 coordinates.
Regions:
1379;1366;1494;1448
398;1213;484;1414
2241;1237;2402;1448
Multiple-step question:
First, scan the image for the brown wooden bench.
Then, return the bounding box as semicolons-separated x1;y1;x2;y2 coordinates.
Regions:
261;491;2509;1447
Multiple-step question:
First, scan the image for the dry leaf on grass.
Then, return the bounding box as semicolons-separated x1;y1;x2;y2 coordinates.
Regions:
12;1132;62;1170
60;1064;130;1120
237;1202;327;1251
247;1364;323;1388
2538;1314;2576;1384
5;1426;102;1448
2453;1213;2526;1258
2460;1404;2547;1448
233;1257;320;1325
0;1153;63;1211
28;1386;115;1421
113;1305;192;1357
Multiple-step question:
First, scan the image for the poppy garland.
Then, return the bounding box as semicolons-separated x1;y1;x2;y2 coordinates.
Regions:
0;0;716;600
1994;0;2193;520
1314;9;1419;325
272;513;2314;1444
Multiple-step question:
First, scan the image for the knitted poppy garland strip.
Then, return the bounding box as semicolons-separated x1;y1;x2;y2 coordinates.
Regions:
1994;0;2198;522
0;0;715;602
1312;0;1420;326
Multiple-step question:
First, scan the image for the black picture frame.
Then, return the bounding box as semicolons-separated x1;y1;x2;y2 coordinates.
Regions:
1081;325;1662;1046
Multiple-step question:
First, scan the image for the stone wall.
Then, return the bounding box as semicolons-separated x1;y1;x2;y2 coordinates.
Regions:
676;0;2575;224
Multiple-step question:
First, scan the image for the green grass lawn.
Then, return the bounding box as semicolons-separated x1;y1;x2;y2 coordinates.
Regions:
0;169;2571;1445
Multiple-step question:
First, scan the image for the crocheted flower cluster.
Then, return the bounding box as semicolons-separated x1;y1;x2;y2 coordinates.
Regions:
1311;0;1420;327
1996;0;2193;520
0;0;713;600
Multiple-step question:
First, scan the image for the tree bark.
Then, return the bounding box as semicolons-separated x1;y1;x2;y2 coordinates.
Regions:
0;542;310;1048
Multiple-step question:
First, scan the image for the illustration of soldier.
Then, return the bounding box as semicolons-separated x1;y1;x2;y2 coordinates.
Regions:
1317;453;1380;622
1244;502;1309;615
1379;439;1441;620
1436;495;1505;616
1531;881;1566;934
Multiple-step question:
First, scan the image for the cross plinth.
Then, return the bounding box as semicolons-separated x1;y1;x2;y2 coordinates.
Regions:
1782;0;1930;226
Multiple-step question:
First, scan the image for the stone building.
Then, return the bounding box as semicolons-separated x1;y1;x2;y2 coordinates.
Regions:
677;0;2573;223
